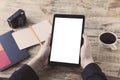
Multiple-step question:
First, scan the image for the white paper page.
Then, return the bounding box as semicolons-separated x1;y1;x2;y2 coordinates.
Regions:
50;18;83;64
32;20;52;42
12;28;39;50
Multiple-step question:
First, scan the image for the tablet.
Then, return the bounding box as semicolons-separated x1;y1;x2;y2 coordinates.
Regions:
49;14;85;66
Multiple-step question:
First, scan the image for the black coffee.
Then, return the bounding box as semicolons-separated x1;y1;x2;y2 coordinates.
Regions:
100;33;116;44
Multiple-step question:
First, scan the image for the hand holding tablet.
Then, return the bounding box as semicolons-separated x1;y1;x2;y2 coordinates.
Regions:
49;14;85;66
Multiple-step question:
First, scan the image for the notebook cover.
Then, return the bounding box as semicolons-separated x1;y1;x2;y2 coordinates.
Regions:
12;28;39;50
12;20;52;50
0;30;29;71
32;20;52;42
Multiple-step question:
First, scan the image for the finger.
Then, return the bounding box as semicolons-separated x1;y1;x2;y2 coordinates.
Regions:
44;34;51;46
83;34;88;43
44;58;48;66
83;34;90;47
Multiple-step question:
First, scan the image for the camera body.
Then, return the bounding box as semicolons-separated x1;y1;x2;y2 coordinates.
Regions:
7;9;26;29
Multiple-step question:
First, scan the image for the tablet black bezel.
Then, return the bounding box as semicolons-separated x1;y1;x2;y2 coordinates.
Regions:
49;14;85;67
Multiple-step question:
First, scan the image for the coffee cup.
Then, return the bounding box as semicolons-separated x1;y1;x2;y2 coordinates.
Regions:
98;32;117;50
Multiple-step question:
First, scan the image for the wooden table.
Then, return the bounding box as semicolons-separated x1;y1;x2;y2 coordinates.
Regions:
0;0;120;80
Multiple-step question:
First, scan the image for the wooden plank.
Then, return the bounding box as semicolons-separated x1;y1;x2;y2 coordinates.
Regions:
0;0;120;79
89;37;120;78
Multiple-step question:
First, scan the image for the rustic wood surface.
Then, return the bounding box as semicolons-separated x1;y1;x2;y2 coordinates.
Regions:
0;0;120;80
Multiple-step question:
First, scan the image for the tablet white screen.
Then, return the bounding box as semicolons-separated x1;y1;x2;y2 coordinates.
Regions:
50;17;83;64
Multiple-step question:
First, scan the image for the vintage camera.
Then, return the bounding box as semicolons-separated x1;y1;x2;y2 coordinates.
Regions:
7;9;27;29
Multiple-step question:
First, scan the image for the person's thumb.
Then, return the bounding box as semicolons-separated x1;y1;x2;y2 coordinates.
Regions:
44;34;51;46
83;34;90;47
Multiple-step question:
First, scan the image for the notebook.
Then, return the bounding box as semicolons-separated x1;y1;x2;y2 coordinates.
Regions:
12;20;52;50
0;31;29;71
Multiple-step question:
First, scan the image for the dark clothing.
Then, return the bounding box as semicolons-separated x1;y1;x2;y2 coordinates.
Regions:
8;63;107;80
82;63;107;80
9;64;39;80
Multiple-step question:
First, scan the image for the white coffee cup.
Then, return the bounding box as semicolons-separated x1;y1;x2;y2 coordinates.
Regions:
98;32;117;50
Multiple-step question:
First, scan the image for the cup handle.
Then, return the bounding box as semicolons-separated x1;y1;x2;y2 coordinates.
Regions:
110;45;117;50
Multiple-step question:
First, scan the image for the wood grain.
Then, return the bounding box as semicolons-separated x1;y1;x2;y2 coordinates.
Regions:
0;0;120;80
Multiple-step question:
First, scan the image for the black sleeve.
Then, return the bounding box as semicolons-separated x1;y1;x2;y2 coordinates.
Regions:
82;63;108;80
8;64;39;80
